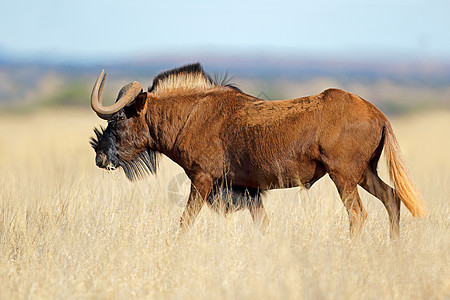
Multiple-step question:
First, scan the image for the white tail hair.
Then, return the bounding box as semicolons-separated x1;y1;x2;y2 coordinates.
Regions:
384;123;427;217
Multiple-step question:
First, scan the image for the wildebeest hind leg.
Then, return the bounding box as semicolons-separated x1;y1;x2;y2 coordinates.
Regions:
330;174;368;237
359;169;400;239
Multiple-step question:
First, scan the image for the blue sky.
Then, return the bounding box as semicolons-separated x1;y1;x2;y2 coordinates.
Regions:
1;0;449;62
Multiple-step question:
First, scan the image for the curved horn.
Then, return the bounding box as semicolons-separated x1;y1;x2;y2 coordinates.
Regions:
91;69;142;120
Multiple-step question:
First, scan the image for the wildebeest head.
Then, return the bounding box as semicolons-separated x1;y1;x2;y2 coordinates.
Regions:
90;70;158;181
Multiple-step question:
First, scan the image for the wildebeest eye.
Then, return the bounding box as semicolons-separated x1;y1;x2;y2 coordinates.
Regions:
112;113;126;125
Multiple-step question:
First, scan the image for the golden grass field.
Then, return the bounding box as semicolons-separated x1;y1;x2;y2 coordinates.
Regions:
0;109;449;299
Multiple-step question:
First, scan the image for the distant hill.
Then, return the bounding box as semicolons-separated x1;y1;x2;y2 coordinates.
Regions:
1;54;449;114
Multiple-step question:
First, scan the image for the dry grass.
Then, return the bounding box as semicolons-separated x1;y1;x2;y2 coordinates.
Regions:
0;109;448;299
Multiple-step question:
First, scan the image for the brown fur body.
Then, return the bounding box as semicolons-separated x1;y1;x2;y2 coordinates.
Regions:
91;64;426;238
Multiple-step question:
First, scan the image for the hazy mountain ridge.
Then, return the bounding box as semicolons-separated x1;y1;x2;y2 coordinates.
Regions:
1;54;449;114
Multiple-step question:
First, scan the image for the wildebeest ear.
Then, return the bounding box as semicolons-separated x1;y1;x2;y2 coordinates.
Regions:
134;92;147;113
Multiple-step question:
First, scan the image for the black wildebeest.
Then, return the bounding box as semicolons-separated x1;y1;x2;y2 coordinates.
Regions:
90;63;426;238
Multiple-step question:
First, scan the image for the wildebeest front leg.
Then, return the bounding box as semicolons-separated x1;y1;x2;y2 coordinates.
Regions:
248;203;269;232
180;173;213;231
247;191;269;231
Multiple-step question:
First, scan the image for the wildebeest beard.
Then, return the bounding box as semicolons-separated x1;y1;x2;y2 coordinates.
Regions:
90;126;159;181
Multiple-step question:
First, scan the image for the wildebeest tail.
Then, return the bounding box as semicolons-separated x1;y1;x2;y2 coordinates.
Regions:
384;122;427;217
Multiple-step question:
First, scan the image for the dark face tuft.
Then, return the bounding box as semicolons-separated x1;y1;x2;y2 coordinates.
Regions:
90;108;158;181
90;126;119;170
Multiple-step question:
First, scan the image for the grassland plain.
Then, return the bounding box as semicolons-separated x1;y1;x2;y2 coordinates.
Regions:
0;109;448;299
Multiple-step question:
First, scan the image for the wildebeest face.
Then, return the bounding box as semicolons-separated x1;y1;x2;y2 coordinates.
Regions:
90;83;158;181
91;123;118;170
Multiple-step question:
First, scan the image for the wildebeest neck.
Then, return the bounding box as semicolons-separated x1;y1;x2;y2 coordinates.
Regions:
145;93;205;156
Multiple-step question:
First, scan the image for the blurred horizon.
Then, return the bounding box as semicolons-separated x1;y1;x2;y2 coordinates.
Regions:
1;51;450;115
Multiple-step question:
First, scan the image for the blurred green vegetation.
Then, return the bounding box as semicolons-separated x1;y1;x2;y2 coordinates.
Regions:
2;79;448;117
1;60;449;117
41;82;91;107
